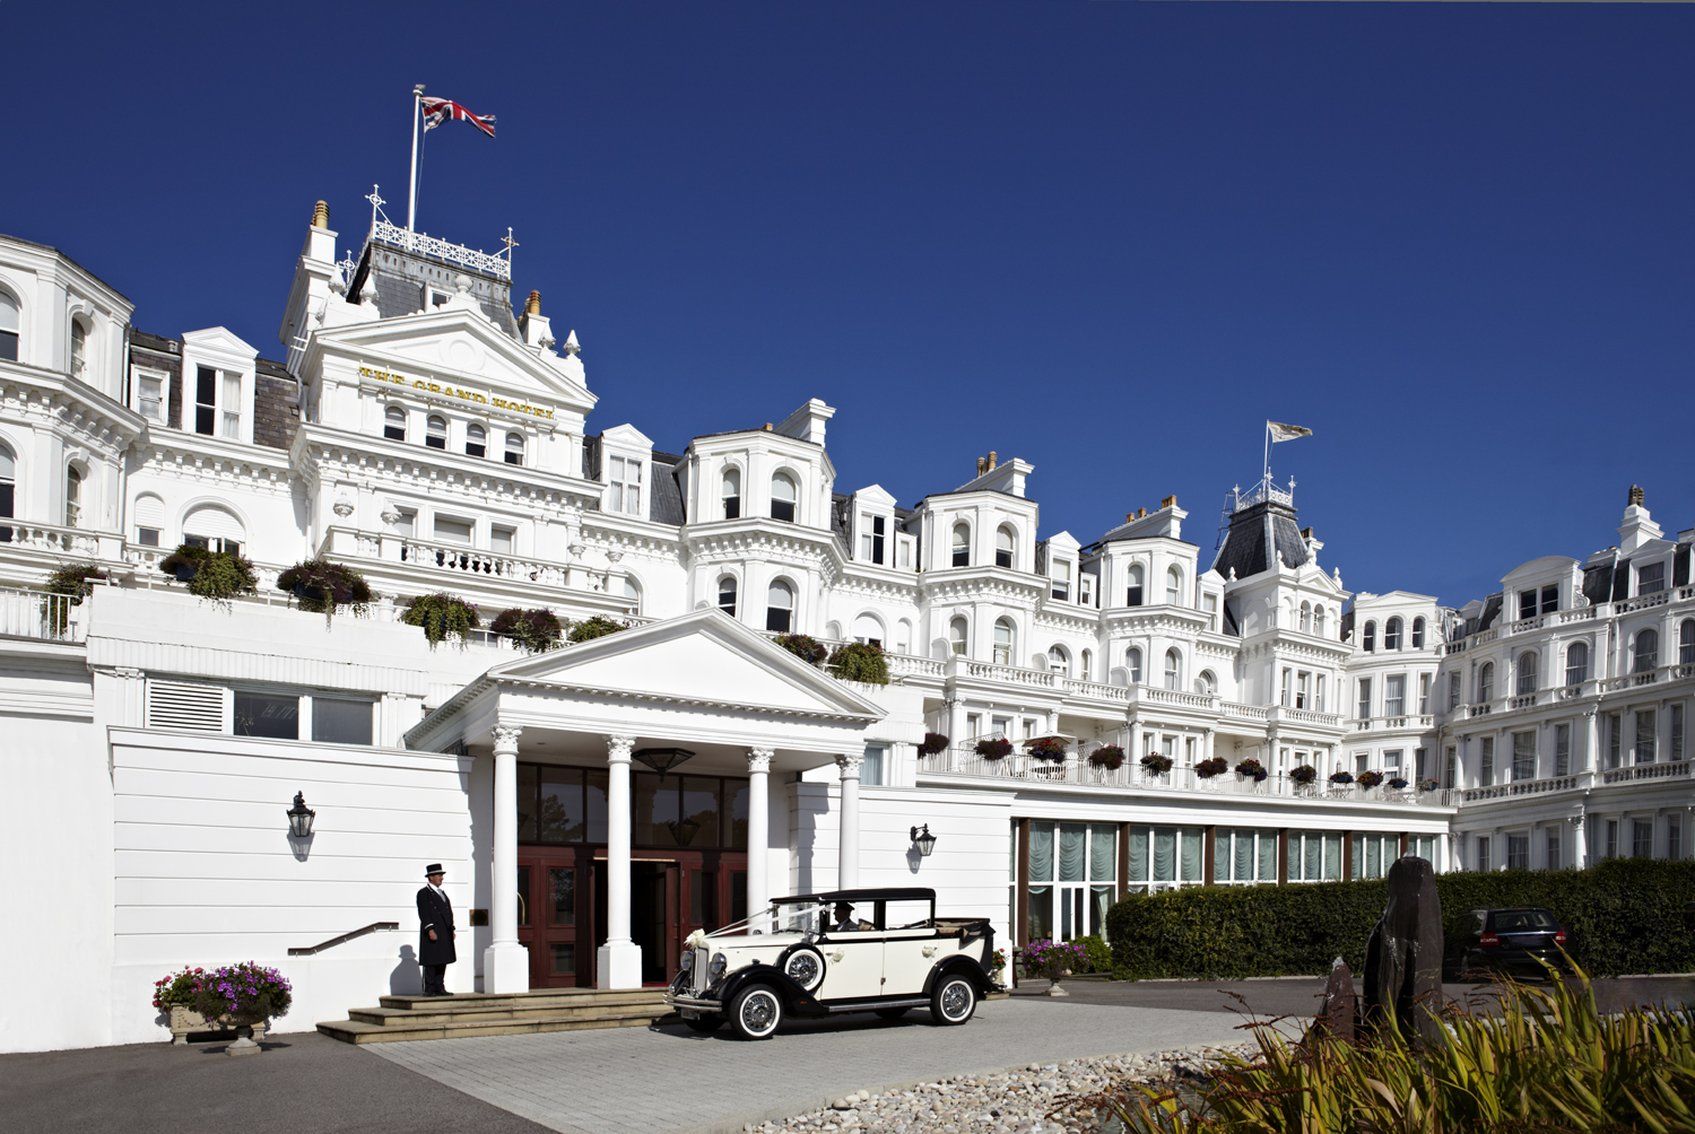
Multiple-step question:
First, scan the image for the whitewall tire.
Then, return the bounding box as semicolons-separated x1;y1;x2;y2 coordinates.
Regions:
782;945;826;993
729;986;783;1041
930;975;977;1025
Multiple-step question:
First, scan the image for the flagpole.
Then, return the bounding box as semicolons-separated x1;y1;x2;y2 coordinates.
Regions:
1263;422;1271;487
407;84;425;233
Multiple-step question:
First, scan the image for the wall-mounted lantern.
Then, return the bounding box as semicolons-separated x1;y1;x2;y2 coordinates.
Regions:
286;791;317;839
910;824;937;857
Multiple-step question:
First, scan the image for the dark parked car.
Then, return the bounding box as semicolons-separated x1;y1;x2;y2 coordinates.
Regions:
1455;907;1573;980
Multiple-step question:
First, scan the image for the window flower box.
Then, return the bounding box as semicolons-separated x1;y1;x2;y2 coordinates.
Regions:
918;732;950;757
1329;770;1356;786
1088;745;1125;771
1195;756;1229;779
167;1006;268;1046
1234;757;1268;782
1288;764;1318;786
1356;770;1385;790
1024;736;1068;764
975;737;1012;762
1140;752;1173;776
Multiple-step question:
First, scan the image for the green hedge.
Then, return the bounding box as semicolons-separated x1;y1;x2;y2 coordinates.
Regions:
1105;859;1695;980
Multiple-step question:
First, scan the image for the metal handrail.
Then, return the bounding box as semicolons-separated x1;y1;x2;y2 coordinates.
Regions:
287;921;400;956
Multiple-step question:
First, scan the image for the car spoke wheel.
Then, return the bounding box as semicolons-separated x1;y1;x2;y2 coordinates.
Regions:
782;945;826;993
931;976;977;1025
730;986;783;1041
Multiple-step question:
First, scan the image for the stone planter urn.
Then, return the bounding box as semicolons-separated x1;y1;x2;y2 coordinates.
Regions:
1047;968;1072;997
169;1006;267;1048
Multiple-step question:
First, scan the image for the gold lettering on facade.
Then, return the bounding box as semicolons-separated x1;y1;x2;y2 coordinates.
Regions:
358;366;556;420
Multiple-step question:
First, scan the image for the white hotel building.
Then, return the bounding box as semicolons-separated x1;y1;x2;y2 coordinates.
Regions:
0;203;1688;1052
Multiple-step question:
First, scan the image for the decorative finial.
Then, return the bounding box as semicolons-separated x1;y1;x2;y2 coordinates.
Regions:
311;200;330;228
501;227;519;265
1628;484;1645;507
365;184;386;229
525;290;542;315
563;329;581;355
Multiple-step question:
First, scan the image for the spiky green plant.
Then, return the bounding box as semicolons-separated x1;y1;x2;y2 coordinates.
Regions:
401;593;479;646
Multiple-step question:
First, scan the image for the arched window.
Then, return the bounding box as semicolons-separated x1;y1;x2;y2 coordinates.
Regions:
948;615;968;656
1126;563;1144;606
425;414;448;450
1196;669;1217;696
1299;601;1312;632
765;578;795;633
383;405;407;442
1516;650;1538;696
1163;648;1182;691
717;574;737;617
995;525;1015;569
1080;648;1093;681
621;575;643;615
1385;617;1403;651
852;612;884;648
1632;629;1659;674
950;522;970;568
0;441;15;533
132;492;164;547
1477;662;1494;704
1126;646;1143;685
182;502;246;556
64;465;83;528
69;317;88;380
1315;606;1328;637
992;618;1015;666
1412;617;1426;649
1362;621;1377;652
504;432;525;466
0;290;19;362
769;471;798;523
1047;644;1069;676
895;619;913;655
1565;641;1590;686
1681;620;1695;666
1165;566;1183;606
465;423;487;458
721;467;741;520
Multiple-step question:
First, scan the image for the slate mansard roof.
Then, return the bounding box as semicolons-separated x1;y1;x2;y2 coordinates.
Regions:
1211;500;1310;581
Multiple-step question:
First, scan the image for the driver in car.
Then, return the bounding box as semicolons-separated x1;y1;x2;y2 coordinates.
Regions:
829;901;860;932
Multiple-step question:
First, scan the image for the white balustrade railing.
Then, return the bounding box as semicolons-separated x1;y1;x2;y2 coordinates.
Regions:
0;521;125;561
370;218;512;280
1600;759;1691;785
0;587;84;642
1460;774;1580;803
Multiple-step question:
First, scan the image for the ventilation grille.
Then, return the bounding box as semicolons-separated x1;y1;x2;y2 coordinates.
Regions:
146;681;225;732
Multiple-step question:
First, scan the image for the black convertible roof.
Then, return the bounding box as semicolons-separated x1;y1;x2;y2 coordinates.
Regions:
772;887;935;905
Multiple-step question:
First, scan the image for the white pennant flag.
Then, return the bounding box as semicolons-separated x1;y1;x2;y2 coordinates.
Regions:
1267;421;1313;443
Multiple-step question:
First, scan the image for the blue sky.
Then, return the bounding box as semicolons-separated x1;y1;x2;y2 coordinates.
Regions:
4;3;1691;606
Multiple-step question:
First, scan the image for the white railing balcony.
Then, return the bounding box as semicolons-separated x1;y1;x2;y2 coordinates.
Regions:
0;520;126;562
1600;759;1692;786
883;652;946;680
316;527;631;606
1061;676;1132;703
1221;701;1272;722
953;657;1058;689
1460;773;1581;803
1614;589;1671;615
0;587;85;643
1129;685;1218;712
1268;705;1346;728
370;218;512;281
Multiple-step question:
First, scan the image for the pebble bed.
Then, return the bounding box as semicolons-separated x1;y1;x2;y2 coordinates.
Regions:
743;1044;1249;1134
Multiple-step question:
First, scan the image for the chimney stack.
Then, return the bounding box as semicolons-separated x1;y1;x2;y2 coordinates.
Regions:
1160;494;1177;510
311;200;330;229
987;450;998;471
1628;484;1645;507
977;456;988;476
525;290;542;315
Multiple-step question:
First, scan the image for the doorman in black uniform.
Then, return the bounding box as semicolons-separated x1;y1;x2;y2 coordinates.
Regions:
417;863;456;996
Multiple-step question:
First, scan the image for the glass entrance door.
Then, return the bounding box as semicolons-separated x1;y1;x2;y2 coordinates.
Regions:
518;846;592;988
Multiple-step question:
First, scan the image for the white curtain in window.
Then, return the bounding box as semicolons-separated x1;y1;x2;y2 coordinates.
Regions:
1126;828;1148;882
1089;824;1116;881
1152;828;1176;881
1179;829;1203;881
1258;832;1277;880
1028;821;1054;883
1234;834;1253;881
1058;824;1085;883
1323;834;1342;879
1303;836;1322;880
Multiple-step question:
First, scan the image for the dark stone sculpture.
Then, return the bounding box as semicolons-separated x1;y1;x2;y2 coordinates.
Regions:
1363;855;1445;1047
1312;956;1357;1045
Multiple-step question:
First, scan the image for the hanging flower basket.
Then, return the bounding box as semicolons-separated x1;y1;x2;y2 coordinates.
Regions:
1234;757;1267;782
918;732;950;757
1329;770;1356;786
1024;736;1068;764
1356;770;1385;790
1387;776;1410;790
1195;756;1230;779
1418;777;1440;793
1140;752;1173;775
1088;745;1125;770
975;737;1013;762
277;558;373;619
1289;764;1318;785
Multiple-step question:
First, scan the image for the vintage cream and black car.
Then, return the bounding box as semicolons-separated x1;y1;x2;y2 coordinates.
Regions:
667;887;998;1040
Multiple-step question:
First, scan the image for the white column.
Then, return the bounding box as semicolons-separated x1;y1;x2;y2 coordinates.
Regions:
837;753;864;889
746;748;773;920
483;724;530;993
1570;813;1588;869
598;734;642;988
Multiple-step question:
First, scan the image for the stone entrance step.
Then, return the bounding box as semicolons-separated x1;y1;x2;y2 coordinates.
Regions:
319;987;671;1045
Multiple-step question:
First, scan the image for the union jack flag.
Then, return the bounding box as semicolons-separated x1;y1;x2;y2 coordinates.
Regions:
420;96;496;139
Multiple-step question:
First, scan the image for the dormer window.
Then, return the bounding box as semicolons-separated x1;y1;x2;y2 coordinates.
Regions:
1411;616;1426;648
770;471;798;523
1638;562;1666;596
721;468;741;520
428;287;451;309
504;432;525;466
951;522;970;568
1051;560;1071;602
1362;621;1377;652
1519;585;1558;619
425;414;448;450
133;368;168;425
608;454;643;516
1385;617;1403;650
995;525;1015;569
465;423;487;458
383;405;407;441
859;514;886;564
194;365;241;439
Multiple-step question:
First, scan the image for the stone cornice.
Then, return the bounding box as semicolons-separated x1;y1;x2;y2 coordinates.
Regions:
294;425;599;511
1;363;146;451
142;435;295;495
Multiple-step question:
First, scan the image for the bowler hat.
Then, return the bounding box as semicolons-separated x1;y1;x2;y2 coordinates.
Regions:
425;863;446;876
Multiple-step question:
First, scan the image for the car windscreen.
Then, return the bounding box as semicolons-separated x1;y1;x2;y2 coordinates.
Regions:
1489;910;1557;932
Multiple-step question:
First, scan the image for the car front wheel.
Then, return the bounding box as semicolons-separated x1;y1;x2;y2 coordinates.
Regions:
930;974;977;1026
729;985;783;1041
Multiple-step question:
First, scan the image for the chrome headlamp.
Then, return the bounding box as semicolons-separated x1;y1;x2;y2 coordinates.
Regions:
708;952;728;980
679;951;695;971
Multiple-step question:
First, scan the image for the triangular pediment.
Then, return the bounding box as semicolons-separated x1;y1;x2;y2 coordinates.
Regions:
488;608;884;720
313;310;595;413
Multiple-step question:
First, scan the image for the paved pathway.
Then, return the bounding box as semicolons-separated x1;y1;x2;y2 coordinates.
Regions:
368;998;1245;1134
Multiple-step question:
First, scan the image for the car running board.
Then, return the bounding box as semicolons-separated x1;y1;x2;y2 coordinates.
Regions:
826;996;931;1014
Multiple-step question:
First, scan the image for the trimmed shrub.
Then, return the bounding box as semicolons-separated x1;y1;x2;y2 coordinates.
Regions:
1073;934;1114;975
402;593;479;646
1105;859;1695;981
490;608;564;652
277;558;372;618
827;641;889;684
773;633;827;665
568;614;627;643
